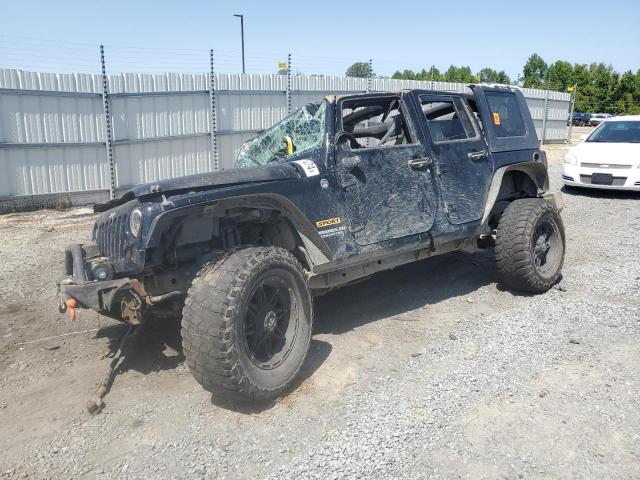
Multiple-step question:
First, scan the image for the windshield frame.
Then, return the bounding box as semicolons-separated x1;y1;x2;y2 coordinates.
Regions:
586;120;640;144
234;100;329;169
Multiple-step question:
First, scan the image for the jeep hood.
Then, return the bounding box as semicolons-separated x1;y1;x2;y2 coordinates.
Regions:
94;164;299;213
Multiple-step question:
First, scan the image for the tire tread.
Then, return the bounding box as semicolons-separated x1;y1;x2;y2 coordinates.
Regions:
181;246;311;401
495;198;565;293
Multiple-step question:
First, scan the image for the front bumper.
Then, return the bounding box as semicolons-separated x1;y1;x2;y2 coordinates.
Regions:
58;242;135;320
562;164;640;191
58;277;132;319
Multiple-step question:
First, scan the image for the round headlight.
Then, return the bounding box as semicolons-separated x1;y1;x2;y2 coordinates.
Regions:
129;207;142;237
564;153;578;165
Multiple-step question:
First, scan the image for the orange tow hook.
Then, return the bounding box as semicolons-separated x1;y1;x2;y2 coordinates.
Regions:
66;298;77;321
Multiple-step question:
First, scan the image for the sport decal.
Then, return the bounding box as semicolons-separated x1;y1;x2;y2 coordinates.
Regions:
316;217;341;229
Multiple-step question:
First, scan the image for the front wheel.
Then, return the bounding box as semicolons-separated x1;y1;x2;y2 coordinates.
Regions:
181;246;313;401
495;198;565;293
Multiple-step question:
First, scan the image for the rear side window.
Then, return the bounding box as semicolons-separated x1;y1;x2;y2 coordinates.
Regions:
419;96;477;144
485;92;525;137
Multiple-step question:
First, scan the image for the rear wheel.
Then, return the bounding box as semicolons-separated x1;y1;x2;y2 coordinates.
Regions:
181;246;312;401
495;198;565;293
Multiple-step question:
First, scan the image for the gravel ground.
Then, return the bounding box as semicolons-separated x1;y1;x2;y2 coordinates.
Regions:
1;127;639;479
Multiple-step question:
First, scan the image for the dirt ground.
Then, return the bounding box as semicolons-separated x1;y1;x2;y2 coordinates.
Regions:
1;126;639;479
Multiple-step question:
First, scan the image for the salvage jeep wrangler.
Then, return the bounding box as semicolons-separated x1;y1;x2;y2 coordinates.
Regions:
59;85;565;401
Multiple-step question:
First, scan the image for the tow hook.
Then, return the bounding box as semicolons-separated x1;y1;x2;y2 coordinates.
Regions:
57;279;76;320
58;297;67;314
66;298;78;321
58;296;78;320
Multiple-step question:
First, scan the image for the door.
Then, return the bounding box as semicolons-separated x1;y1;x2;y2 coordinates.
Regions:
412;92;494;225
336;94;437;246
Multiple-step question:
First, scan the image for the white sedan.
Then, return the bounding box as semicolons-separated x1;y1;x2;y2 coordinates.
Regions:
562;115;640;191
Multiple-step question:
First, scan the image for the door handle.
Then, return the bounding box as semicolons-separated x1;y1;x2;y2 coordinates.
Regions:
408;157;432;169
468;149;489;161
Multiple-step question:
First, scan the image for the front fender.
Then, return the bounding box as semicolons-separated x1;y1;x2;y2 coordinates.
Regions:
144;193;331;266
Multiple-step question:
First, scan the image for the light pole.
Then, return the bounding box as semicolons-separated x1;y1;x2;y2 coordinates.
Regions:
233;14;245;74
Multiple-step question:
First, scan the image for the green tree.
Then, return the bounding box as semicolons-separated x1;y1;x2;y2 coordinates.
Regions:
346;62;371;78
522;53;548;88
590;63;616;112
571;64;596;112
443;65;474;83
431;66;443;81
392;69;416;80
547;60;573;91
477;67;511;84
421;66;443;81
611;70;640;114
391;68;443;81
477;67;498;83
496;70;511;84
383;57;638;115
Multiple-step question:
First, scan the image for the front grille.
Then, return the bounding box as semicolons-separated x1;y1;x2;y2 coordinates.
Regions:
579;175;627;186
93;213;128;267
580;162;632;169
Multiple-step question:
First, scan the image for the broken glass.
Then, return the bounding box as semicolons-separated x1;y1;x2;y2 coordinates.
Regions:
235;102;326;168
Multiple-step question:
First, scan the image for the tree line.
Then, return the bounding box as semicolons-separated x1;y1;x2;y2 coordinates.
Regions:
344;54;640;115
520;54;640;115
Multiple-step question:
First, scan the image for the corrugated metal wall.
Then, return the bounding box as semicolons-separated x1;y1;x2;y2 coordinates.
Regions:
0;68;571;198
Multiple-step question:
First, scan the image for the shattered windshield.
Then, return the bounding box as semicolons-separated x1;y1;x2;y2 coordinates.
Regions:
235;102;326;168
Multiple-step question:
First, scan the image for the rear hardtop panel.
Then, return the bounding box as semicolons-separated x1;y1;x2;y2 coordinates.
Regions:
472;85;539;152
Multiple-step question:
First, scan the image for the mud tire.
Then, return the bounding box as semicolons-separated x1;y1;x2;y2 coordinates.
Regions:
181;246;312;401
495;198;565;293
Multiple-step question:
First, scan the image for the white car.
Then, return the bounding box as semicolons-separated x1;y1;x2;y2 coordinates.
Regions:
563;115;640;191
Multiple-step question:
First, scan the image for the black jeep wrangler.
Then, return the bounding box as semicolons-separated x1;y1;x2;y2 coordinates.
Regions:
59;85;565;401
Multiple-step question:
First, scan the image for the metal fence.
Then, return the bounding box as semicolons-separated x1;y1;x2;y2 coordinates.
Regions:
0;66;571;203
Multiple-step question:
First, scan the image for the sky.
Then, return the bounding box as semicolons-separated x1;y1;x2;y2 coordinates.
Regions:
1;0;639;79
